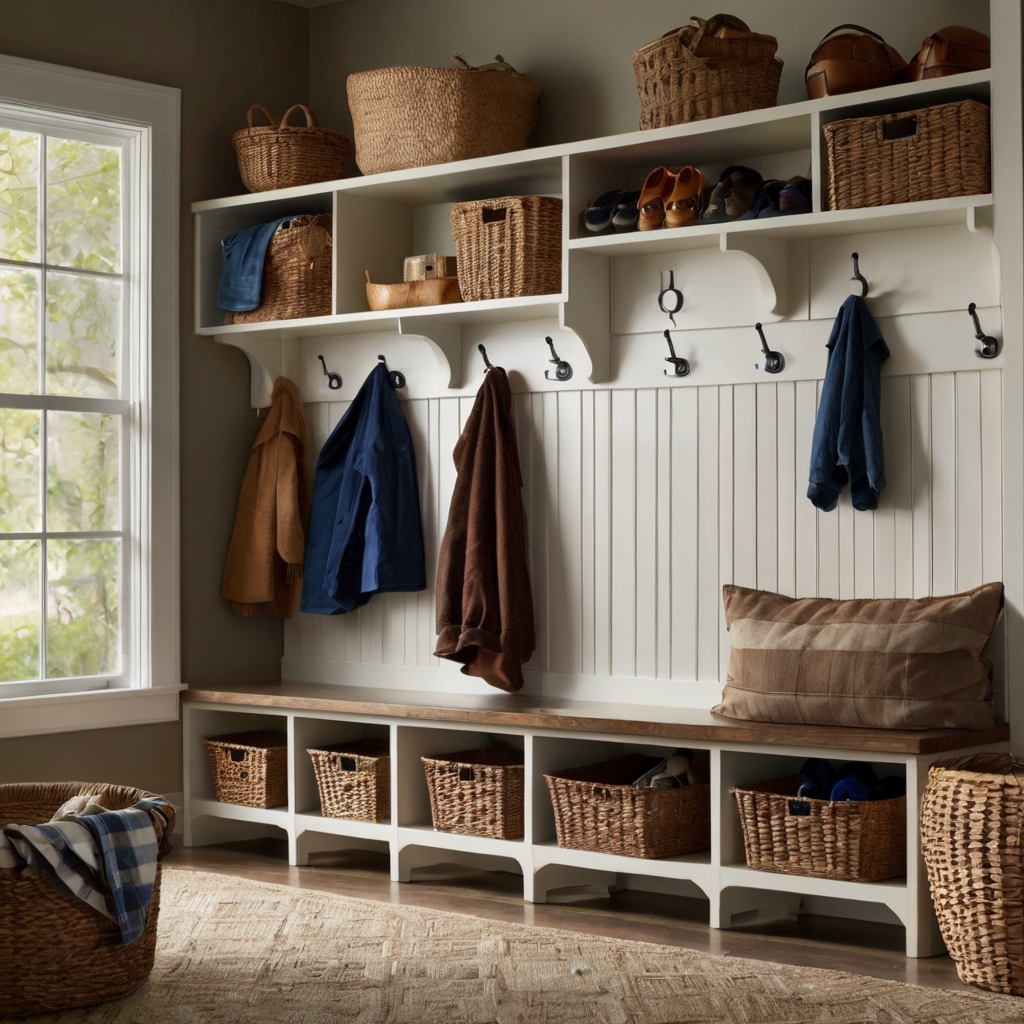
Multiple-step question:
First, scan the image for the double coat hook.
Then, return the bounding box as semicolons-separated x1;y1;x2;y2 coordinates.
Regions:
968;303;999;359
663;329;690;377
478;343;494;374
658;269;684;326
377;354;406;389
318;354;342;390
850;252;869;298
754;323;785;374
544;336;573;381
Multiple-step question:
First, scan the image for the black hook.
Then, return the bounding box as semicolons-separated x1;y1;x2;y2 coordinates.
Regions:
850;252;868;298
318;354;342;390
755;322;785;374
968;303;999;359
378;354;406;389
663;329;690;377
658;269;684;327
544;336;573;381
478;343;494;374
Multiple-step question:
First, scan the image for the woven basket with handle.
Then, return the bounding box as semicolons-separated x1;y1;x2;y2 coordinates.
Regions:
0;781;174;1017
233;103;350;193
308;738;390;822
203;730;288;807
422;746;524;840
921;754;1024;995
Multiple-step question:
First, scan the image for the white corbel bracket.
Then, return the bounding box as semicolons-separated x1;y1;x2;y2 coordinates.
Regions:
720;232;789;318
215;333;284;409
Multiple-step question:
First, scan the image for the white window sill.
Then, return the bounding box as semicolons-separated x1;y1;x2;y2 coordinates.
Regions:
0;685;184;739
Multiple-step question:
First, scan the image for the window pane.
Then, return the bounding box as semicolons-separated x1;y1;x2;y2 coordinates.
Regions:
0;408;40;532
45;271;121;398
46;537;120;679
46;137;121;273
47;411;119;532
0;538;40;682
0;128;39;263
0;267;39;394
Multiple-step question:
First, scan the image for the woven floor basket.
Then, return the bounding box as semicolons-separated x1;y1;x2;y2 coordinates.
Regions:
0;781;173;1016
233;104;350;193
450;196;561;302
422;746;524;840
308;738;390;822
347;59;541;175
204;730;288;808
921;754;1024;995
225;214;332;325
545;753;711;859
824;98;991;210
732;776;906;882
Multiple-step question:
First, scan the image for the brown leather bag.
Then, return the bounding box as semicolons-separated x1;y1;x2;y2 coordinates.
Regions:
805;24;906;99
907;25;990;81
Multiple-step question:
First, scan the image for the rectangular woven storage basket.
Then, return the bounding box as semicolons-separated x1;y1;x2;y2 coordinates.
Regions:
732;776;906;882
449;196;561;301
307;738;390;822
545;753;711;859
225;213;332;324
824;99;990;210
203;730;288;809
422;746;524;840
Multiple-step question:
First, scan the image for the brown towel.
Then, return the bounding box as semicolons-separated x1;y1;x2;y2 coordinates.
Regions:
434;366;535;692
222;376;307;618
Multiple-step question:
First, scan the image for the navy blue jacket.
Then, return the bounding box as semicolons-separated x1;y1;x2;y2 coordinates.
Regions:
807;295;890;512
301;363;426;614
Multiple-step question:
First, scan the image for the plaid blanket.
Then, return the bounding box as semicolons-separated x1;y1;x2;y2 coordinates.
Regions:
1;797;172;944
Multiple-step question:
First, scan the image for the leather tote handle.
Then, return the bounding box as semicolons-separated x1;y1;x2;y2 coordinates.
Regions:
280;104;317;128
246;104;278;128
815;24;893;47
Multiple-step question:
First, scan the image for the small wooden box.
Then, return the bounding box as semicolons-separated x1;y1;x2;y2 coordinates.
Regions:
403;253;457;281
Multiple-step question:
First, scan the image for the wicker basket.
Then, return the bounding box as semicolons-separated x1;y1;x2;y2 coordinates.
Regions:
824;99;991;210
233;104;350;193
632;16;782;129
545;753;711;859
347;53;542;175
921;754;1024;995
204;730;288;808
308;738;390;822
0;781;173;1016
732;776;906;882
225;214;332;325
450;195;561;301
422;746;524;840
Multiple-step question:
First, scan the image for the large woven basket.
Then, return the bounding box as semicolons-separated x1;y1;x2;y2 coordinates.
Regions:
204;730;288;808
233;104;350;193
824;98;991;210
545;753;711;859
0;781;173;1017
225;214;332;325
347;53;542;175
632;16;782;129
308;738;390;822
732;776;906;882
422;746;524;840
450;195;561;302
921;754;1024;995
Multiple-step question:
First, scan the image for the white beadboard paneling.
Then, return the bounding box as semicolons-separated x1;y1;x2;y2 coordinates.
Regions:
610;389;637;678
671;387;699;682
696;386;719;682
634;390;658;680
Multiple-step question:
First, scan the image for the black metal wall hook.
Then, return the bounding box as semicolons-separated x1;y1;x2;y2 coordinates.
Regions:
478;343;494;374
544;336;573;381
968;303;999;359
377;354;406;389
850;252;869;298
663;329;690;377
754;322;785;374
318;354;342;390
658;269;684;327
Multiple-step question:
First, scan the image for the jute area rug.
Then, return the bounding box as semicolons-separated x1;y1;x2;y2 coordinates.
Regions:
35;868;1023;1024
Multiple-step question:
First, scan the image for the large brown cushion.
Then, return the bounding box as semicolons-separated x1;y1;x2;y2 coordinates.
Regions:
713;583;1003;730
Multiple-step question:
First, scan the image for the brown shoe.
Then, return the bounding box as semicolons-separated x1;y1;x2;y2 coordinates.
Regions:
637;166;675;230
664;166;705;229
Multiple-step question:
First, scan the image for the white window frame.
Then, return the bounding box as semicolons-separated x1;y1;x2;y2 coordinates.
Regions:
0;55;180;738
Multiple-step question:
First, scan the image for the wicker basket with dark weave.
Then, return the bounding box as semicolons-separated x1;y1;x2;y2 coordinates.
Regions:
422;746;524;840
203;730;288;808
225;213;332;325
921;754;1024;995
824;98;990;210
732;776;906;882
545;753;711;859
233;104;350;193
0;781;174;1017
308;738;390;822
450;196;561;302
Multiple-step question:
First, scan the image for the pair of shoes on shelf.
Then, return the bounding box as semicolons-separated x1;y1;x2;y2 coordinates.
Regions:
702;166;813;222
584;189;642;233
637;166;706;230
737;176;813;219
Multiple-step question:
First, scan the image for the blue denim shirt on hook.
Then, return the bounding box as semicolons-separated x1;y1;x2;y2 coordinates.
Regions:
807;294;890;512
217;216;297;311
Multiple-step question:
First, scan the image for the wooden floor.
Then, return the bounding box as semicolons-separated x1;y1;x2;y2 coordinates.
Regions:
168;838;967;993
